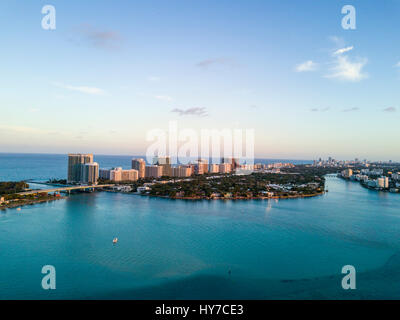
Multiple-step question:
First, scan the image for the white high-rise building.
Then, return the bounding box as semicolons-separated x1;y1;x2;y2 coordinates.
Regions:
377;177;389;189
384;176;389;188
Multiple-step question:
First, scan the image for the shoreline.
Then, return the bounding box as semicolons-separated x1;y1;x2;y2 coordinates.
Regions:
0;196;66;210
144;191;325;201
339;175;399;194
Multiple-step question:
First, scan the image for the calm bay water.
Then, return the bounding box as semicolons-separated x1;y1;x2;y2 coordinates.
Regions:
0;153;399;299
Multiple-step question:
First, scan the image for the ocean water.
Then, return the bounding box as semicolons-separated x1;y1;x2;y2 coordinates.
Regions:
0;154;399;299
0;153;312;182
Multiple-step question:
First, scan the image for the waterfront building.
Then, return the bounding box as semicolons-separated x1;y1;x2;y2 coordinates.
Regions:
121;169;139;181
377;177;389;189
153;157;172;176
137;186;151;193
99;169;111;180
146;165;163;178
377;177;385;188
67;153;94;183
81;162;99;185
368;180;377;188
384;177;389;188
109;168;122;182
111;185;133;193
106;167;139;182
132;158;146;178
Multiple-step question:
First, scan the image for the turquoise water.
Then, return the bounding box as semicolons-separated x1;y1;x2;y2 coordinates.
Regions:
0;155;400;299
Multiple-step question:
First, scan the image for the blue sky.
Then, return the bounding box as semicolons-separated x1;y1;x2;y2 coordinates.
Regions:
0;0;399;160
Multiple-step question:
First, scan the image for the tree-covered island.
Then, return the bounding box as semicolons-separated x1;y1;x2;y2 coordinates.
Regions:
144;166;335;200
0;182;65;210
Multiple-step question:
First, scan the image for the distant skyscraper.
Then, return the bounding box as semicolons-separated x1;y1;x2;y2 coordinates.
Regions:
132;158;146;178
68;154;94;183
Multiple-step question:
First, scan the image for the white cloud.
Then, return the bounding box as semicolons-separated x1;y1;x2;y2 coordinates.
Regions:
171;107;208;117
333;46;354;55
311;107;330;112
329;36;345;47
155;95;173;102
383;107;396;113
53;82;105;95
0;125;47;134
342;107;360;112
147;76;161;82
325;56;368;82
394;62;400;68
71;24;121;50
295;60;317;72
196;58;236;68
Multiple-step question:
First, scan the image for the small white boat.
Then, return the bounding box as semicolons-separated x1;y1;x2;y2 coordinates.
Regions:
16;207;21;211
113;237;118;244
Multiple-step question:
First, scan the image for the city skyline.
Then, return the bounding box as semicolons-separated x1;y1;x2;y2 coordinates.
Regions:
1;0;400;160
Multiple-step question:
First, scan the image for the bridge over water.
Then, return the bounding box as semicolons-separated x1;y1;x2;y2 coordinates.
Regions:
18;184;114;196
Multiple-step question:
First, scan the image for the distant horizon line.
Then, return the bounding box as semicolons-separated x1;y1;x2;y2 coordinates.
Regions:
0;151;311;161
0;151;398;163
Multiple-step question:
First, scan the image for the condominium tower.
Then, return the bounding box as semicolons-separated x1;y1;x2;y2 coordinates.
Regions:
67;153;95;184
132;158;146;178
81;162;99;185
